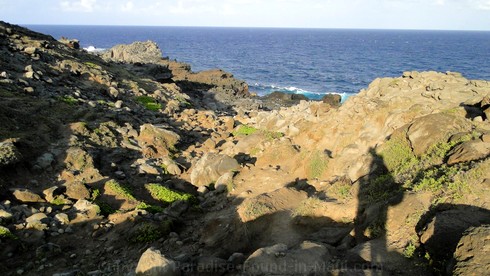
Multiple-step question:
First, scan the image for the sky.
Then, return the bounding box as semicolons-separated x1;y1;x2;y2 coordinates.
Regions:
1;0;490;30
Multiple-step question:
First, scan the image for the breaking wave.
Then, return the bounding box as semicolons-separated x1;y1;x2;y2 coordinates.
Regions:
250;83;353;102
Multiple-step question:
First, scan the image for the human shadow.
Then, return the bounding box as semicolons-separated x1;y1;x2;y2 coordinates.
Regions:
352;147;406;273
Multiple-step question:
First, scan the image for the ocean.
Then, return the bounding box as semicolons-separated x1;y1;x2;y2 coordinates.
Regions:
26;25;490;100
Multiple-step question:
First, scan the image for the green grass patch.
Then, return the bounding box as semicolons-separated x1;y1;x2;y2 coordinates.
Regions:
242;200;274;220
0;226;17;240
106;180;136;200
403;242;417;259
58;95;78;105
379;131;418;177
232;124;258;136
95;200;115;216
130;221;172;243
293;197;323;217
232;124;284;141
307;151;329;179
136;96;162;111
135;202;165;213
145;184;196;204
365;174;400;203
50;196;67;206
84;61;101;69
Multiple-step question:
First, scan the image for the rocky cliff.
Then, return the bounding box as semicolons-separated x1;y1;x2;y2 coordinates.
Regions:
0;21;489;276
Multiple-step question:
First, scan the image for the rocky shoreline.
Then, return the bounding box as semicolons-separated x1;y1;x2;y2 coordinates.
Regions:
0;21;489;276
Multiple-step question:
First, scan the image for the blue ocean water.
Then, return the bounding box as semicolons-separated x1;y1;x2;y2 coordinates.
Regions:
26;25;490;100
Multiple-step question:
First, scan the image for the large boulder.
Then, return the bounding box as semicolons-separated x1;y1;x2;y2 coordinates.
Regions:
137;124;180;158
190;153;240;186
447;140;490;165
406;113;471;156
348;238;429;275
418;207;490;265
243;241;332;275
10;188;45;203
135;247;181;276
449;225;490;275
103;40;163;64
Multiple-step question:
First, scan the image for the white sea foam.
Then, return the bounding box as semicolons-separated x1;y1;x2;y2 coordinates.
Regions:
252;83;354;102
83;46;105;52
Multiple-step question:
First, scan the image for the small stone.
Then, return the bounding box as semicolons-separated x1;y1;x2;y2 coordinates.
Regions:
0;71;8;78
16;269;24;275
70;254;77;258
197;186;209;194
107;87;119;99
114;100;123;109
114;170;126;180
24;87;35;93
228;252;246;265
24;47;37;55
36;153;55;169
17;78;29;86
24;71;35;79
482;134;490;143
473;116;483;122
58;229;64;234
175;240;183;246
55;213;70;224
11;188;45;203
26;213;48;223
0;209;13;220
135;247;181;276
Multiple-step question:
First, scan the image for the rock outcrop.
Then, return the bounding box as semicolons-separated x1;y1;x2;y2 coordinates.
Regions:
103;40;163;64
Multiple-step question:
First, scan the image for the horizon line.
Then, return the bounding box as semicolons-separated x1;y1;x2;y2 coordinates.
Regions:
20;23;490;33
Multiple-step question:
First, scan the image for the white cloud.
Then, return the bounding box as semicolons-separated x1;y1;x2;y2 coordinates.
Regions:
121;1;134;12
60;0;97;12
470;0;490;9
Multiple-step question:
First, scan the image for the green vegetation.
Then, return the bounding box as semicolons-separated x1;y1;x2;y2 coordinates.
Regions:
95;200;115;216
135;202;165;213
307;150;329;179
90;188;115;216
130;221;172;243
334;183;352;200
50;196;67;206
232;124;258;136
106;180;136;201
91;188;101;201
145;184;196;204
58;95;78;105
403;242;417;259
84;61;101;69
232;124;284;141
242;200;274;220
379;131;417;177
364;174;400;203
263;131;284;141
376;129;483;203
0;226;17;240
136;96;162;111
366;215;386;239
293;197;323;217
